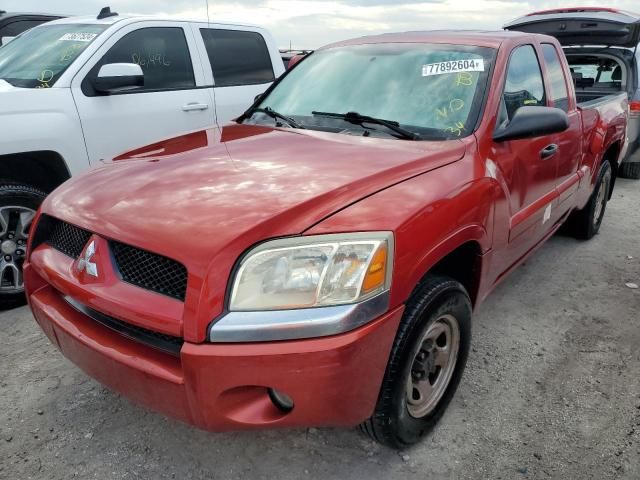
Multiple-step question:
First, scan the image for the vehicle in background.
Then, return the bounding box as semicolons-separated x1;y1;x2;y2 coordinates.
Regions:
0;7;284;308
26;30;627;447
0;10;64;46
505;7;640;178
279;49;312;69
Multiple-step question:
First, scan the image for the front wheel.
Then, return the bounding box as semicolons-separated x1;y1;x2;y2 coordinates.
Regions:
0;184;46;309
360;275;472;448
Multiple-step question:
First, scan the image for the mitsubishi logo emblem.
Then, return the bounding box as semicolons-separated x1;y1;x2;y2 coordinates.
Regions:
77;240;98;277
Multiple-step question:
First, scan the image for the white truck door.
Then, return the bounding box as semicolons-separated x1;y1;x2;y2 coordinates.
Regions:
194;24;281;123
71;22;215;163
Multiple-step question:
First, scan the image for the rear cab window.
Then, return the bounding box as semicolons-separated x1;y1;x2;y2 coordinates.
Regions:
541;43;570;112
200;28;275;87
566;55;624;91
83;27;196;95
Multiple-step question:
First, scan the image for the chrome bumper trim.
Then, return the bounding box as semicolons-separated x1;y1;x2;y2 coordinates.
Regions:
208;290;390;343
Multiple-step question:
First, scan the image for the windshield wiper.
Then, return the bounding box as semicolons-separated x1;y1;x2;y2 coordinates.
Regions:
312;111;419;140
250;107;305;129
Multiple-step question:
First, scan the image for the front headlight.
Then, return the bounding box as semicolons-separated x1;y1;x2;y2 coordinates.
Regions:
229;232;393;311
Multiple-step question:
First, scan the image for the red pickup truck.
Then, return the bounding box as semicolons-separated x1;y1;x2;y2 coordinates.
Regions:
25;30;627;448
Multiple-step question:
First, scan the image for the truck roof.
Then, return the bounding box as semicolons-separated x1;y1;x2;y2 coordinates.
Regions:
46;14;265;31
323;30;542;50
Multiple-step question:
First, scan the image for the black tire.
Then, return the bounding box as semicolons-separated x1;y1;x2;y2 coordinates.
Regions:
619;161;640;180
567;161;612;240
360;275;472;448
0;183;47;310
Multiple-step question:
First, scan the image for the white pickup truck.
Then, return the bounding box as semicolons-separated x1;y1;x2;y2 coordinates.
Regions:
0;8;284;307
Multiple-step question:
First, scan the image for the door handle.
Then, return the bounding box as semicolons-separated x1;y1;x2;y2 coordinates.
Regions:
540;144;559;160
182;102;209;112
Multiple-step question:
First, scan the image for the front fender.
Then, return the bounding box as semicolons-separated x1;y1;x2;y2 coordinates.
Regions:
306;156;495;310
0;88;89;175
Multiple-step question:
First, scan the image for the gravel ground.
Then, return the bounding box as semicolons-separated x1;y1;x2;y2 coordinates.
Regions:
1;179;639;480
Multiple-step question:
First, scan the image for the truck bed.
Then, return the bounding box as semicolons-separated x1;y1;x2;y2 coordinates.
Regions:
576;91;628;108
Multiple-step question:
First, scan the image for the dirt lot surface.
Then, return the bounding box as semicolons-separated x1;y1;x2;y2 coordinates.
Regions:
1;179;639;480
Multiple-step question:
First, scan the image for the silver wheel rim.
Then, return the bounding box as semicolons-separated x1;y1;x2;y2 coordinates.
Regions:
593;172;610;227
0;206;35;294
406;314;460;418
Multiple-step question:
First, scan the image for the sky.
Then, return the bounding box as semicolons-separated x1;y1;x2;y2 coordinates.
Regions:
4;0;640;49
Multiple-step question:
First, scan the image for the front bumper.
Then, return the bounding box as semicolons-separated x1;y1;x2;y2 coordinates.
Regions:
26;264;403;430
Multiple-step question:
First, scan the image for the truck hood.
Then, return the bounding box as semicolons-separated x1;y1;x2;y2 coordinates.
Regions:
505;9;640;48
44;123;466;280
0;82;68;113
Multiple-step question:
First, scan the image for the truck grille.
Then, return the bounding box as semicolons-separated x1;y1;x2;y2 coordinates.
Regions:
34;215;188;301
110;241;188;301
45;217;92;259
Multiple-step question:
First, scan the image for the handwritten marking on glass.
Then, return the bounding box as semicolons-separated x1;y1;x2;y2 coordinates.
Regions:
450;98;464;111
131;52;171;67
445;121;465;136
435;99;465;120
456;72;474;87
60;44;83;62
36;70;54;88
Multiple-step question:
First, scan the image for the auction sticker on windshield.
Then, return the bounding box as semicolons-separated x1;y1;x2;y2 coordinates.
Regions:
58;33;98;42
422;59;484;76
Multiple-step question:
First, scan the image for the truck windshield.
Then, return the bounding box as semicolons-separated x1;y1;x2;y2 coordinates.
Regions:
0;24;107;88
248;43;496;140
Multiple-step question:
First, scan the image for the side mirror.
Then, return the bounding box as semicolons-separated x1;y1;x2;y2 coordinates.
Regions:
493;106;569;142
93;63;143;94
1;36;15;45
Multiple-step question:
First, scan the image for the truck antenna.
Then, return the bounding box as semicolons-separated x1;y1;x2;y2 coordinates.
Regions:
97;7;118;20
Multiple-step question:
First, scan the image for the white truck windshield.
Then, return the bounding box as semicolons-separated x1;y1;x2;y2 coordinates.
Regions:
0;24;107;88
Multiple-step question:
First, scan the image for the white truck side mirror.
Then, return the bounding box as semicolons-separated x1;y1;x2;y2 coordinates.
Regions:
94;63;144;94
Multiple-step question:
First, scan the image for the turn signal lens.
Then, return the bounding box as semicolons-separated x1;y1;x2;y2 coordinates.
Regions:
362;244;388;294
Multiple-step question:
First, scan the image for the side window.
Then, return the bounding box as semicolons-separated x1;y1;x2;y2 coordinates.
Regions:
90;27;195;92
200;29;274;87
502;45;546;121
542;44;570;112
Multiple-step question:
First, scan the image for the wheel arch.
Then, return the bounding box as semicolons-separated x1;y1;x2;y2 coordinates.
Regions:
0;151;71;193
403;229;487;310
600;140;622;199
